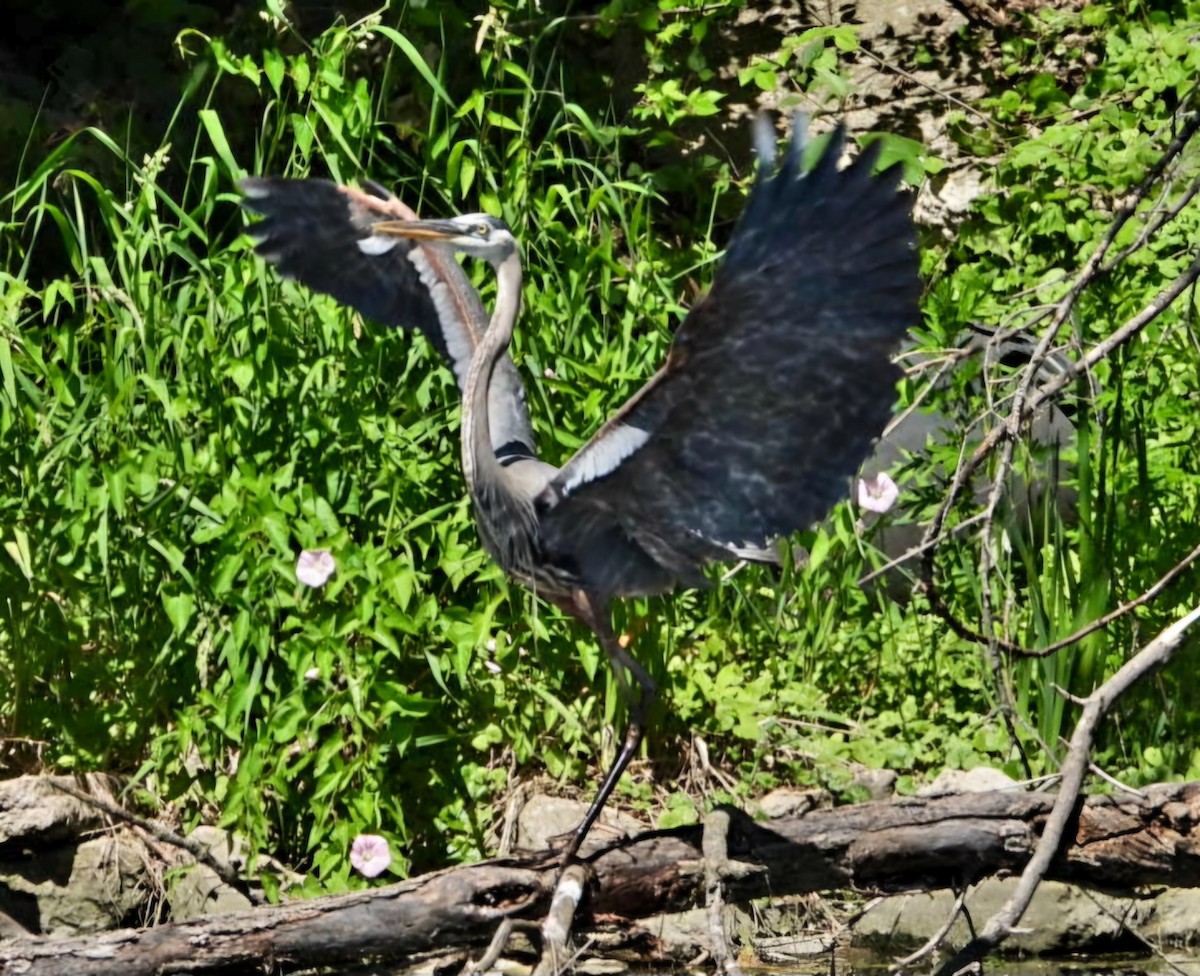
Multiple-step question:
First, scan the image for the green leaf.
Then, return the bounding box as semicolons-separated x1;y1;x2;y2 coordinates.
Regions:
263;49;286;96
199;110;242;180
163;592;195;637
371;26;454;109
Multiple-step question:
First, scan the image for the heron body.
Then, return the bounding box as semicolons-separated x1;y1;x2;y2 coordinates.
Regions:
242;118;921;862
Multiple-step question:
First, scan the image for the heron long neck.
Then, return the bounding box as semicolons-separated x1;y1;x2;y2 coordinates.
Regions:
462;251;523;494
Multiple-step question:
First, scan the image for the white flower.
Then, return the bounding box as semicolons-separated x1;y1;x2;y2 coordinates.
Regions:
303;667;321;682
296;549;336;588
349;834;391;878
858;472;900;514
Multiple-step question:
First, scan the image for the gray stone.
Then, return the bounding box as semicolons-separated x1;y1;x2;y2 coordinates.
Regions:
516;794;648;856
1141;888;1200;948
917;767;1018;797
0;835;150;936
853;879;1150;954
852;766;898;801
644;904;755;960
0;774;115;845
756;932;837;962
754;788;828;820
167;826;253;920
576;959;631;974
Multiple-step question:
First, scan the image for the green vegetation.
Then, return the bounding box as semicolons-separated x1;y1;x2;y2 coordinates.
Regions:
2;0;1200;896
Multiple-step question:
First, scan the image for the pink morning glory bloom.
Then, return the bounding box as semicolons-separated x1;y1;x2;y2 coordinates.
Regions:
296;549;336;588
858;472;900;514
350;834;391;878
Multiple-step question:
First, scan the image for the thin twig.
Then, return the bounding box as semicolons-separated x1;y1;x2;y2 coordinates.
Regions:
1087;763;1146;799
1013;539;1200;658
891;886;970;970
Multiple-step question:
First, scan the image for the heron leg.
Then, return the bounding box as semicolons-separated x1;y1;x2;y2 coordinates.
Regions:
556;589;658;868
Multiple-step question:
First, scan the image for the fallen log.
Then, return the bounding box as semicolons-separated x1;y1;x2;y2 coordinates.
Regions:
4;781;1199;976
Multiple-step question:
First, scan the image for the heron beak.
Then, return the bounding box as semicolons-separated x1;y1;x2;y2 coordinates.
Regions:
372;219;462;241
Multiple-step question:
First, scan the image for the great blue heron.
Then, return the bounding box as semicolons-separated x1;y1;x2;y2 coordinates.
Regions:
241;118;921;865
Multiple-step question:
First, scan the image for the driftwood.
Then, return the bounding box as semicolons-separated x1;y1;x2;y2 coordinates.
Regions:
3;781;1200;976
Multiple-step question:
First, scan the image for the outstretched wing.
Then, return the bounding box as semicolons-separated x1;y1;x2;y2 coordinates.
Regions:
240;178;536;459
536;122;921;595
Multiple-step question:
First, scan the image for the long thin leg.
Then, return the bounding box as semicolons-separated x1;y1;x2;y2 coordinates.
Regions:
557;589;657;867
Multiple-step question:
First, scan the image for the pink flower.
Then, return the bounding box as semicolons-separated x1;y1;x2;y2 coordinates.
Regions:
858;472;900;514
350;834;391;878
296;549;336;588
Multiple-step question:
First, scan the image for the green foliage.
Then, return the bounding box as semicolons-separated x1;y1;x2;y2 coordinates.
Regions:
919;0;1200;776
3;0;1200;899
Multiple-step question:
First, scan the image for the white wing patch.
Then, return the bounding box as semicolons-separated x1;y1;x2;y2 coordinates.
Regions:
719;539;779;561
357;235;398;256
406;246;474;385
239;179;270;199
560;423;651;496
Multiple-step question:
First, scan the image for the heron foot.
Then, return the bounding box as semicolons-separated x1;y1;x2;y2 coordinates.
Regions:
532;862;589;976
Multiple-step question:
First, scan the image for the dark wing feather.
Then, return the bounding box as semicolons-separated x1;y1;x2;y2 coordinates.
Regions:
537;124;921;596
240;177;536;457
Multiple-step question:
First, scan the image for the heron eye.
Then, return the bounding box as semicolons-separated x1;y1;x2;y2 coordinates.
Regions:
475;223;490;237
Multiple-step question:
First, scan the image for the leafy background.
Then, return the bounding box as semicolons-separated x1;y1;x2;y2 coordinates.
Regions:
2;0;1200;894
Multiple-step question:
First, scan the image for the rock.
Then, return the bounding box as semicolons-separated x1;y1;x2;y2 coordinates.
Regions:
920;164;988;230
167;826;253;920
646;905;755;959
754;788;828;819
756;932;836;962
516;794;648;856
1141;888;1200;948
0;777;259;933
0;834;150;936
0;774;117;845
576;959;631;974
916;767;1018;797
0;776;155;936
851;766;898;801
853;878;1147;954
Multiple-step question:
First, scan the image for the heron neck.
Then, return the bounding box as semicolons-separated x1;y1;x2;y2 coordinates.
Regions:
462;250;522;493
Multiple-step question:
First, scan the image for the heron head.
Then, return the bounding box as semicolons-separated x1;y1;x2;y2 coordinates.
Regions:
366;213;517;264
